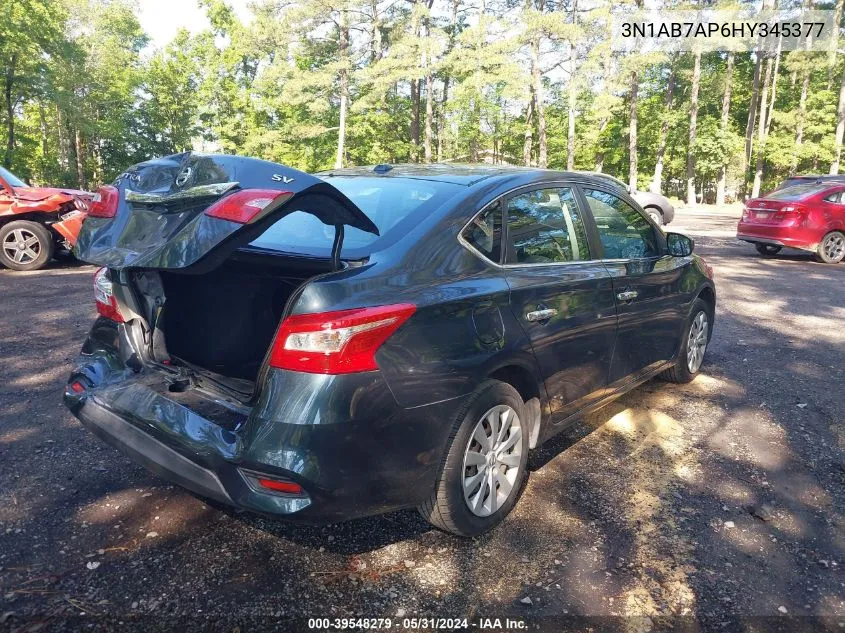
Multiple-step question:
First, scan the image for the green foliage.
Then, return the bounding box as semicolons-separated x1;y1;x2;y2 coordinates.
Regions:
0;0;842;198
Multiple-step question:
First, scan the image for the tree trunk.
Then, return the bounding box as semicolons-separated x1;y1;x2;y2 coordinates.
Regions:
594;116;608;171
4;53;17;169
566;51;576;171
74;128;87;190
829;0;843;88
38;101;49;165
370;0;382;63
56;104;68;173
766;40;782;138
523;95;534;166
742;52;763;199
424;74;433;163
629;70;639;191
410;79;420;162
831;62;845;173
751;54;773;198
686;50;701;206
794;7;815;172
716;51;734;206
335;11;349;169
530;36;547;168
651;63;675;194
423;18;433;163
438;78;448;162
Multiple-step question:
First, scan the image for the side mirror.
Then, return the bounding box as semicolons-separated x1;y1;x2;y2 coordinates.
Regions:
666;232;694;257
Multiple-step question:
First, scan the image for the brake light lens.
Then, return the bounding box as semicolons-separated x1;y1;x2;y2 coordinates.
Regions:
204;189;294;224
94;267;124;323
88;185;120;218
269;304;416;374
257;478;303;495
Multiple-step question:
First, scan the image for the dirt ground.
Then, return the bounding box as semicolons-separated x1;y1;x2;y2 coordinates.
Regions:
1;206;843;632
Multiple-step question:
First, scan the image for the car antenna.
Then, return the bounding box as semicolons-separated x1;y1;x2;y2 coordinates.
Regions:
373;164;393;174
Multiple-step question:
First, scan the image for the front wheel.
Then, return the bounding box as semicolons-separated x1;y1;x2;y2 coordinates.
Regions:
418;380;529;536
755;243;782;256
817;231;845;264
0;221;55;271
661;298;711;384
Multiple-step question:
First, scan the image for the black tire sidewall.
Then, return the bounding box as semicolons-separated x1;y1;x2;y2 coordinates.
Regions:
755;243;781;256
439;381;529;536
0;221;54;271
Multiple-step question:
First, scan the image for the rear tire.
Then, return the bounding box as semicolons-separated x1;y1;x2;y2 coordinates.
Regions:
755;243;782;256
0;221;54;271
817;231;845;264
661;298;711;384
418;380;529;537
646;208;664;226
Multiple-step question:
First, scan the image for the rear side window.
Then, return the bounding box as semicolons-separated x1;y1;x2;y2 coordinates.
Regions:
462;201;502;263
583;188;659;259
505;188;590;264
824;191;843;203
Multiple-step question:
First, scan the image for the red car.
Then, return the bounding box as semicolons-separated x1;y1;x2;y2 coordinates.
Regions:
0;166;91;271
738;182;845;264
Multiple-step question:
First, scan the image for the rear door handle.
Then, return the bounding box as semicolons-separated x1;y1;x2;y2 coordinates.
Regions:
526;308;558;322
617;290;638;301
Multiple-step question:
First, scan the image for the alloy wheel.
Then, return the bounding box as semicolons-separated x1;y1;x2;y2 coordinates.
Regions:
822;233;845;262
462;405;523;517
2;228;41;264
686;311;709;374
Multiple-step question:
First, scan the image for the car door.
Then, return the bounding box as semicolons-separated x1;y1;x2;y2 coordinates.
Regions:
820;186;845;231
579;185;687;386
503;185;617;422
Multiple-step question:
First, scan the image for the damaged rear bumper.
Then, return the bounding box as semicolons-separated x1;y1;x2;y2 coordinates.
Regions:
64;334;461;523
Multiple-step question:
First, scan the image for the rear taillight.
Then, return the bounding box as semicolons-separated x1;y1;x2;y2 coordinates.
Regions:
204;189;293;224
94;267;124;323
88;185;120;218
780;204;807;216
269;304;416;374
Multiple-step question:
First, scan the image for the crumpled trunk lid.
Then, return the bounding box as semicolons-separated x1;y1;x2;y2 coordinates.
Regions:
74;152;378;271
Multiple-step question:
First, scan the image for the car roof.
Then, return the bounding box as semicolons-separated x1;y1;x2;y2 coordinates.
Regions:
318;163;617;187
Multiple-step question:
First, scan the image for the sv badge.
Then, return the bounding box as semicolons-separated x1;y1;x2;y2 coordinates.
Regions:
272;174;295;184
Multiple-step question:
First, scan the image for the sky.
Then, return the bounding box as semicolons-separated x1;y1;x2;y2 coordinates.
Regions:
137;0;252;49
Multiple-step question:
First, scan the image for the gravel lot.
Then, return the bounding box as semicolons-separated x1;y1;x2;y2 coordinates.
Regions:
1;206;843;631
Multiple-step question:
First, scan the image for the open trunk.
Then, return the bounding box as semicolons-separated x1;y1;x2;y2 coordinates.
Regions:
151;251;333;391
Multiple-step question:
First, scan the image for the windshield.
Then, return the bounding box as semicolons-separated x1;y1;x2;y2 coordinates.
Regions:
766;184;830;201
0;166;26;188
249;176;462;257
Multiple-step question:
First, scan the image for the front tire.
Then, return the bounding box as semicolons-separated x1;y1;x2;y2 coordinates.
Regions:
755;243;782;256
418;380;529;536
817;231;845;264
662;298;711;384
0;221;54;271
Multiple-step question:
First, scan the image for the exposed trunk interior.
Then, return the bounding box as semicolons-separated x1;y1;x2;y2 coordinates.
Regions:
157;251;333;387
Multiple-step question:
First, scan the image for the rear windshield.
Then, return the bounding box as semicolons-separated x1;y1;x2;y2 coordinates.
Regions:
766;184;830;201
249;176;462;258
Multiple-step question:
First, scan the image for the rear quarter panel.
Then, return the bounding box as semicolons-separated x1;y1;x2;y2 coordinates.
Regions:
289;180;546;411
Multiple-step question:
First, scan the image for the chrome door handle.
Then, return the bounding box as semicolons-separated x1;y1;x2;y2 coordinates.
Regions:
526;308;558;322
617;290;638;301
